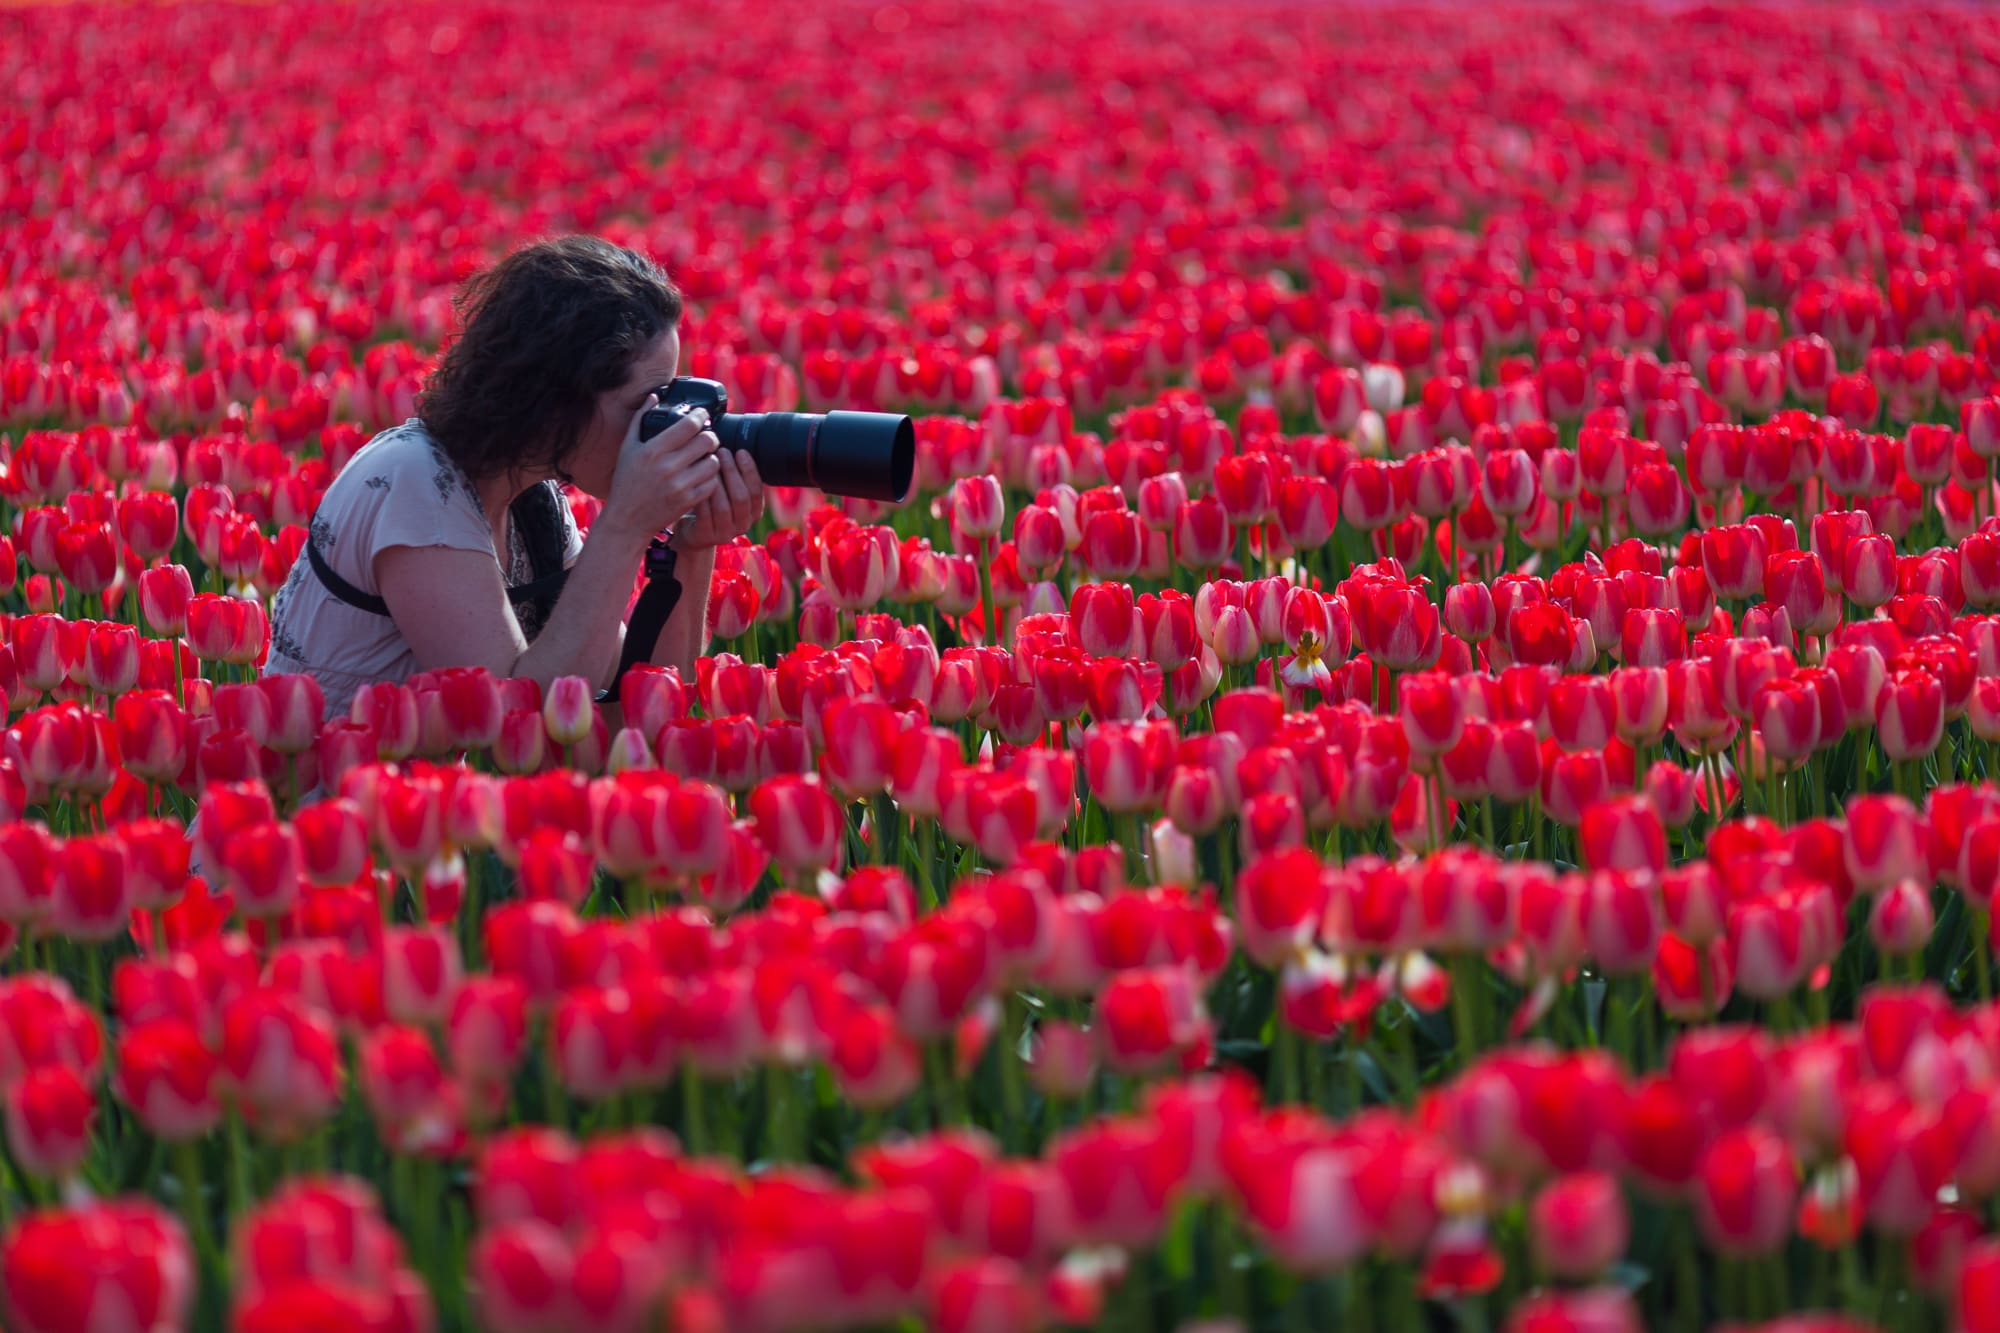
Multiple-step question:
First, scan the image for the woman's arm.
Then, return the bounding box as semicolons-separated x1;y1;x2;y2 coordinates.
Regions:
377;511;651;692
379;400;724;693
648;449;765;677
648;544;715;677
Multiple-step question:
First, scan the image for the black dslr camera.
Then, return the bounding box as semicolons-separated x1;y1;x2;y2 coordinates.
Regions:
640;376;914;504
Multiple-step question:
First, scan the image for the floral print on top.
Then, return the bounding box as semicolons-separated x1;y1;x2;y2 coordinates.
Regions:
263;419;581;720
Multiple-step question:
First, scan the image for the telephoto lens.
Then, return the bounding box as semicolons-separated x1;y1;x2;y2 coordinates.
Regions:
641;377;914;504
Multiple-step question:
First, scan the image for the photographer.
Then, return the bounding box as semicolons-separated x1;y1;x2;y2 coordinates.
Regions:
264;236;762;718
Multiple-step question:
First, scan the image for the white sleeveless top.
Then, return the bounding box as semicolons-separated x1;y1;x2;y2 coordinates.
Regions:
262;420;582;720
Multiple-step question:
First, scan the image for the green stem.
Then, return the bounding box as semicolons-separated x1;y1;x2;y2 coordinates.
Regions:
916;818;940;911
174;1142;214;1275
226;1113;255;1209
680;1065;706;1156
1209;1202;1246;1318
1674;1208;1701;1333
999;993;1027;1153
1976;908;1994;1004
541;1044;570;1129
872;790;899;866
763;1064;803;1162
1450;954;1481;1068
1119;811;1145;882
1271;1015;1300;1105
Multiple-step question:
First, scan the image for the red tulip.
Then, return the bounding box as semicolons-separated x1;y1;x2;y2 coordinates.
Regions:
1844;533;1897;609
1215;453;1276;526
117;492;179;561
1502;1287;1641;1333
1701;524;1770;603
749;774;843;877
1352;581;1442;672
11;702;101;795
1;1201;194;1333
114;1020;221;1142
1443;582;1495;643
1529;1172;1628;1281
1693;1124;1798;1257
1959;1239;2000;1333
826;1004;922;1111
54;521;116;594
138;564;196;637
1875;667;1945;761
817;522;900;611
1505;602;1576;670
1224;1112;1433;1274
219;990;343;1142
1869;878;1935;958
1050;1115;1187;1251
1097;965;1211;1075
1576;791;1665;874
931;1257;1043;1333
1173;494;1234;571
233;1179;432;1333
950;474;1005;540
542;674;595;747
1478;447;1534;517
9;615;72;695
186;592;266;665
820;696;900;798
1013;503;1068;574
380;925;462;1028
1276;474;1338;551
447;976;530;1103
1399;671;1462;758
5;1063;94;1180
48;834;129;944
82;621;139;696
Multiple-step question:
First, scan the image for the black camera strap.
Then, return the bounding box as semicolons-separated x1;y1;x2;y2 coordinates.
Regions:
305;480;574;623
605;536;682;701
306;530;572;617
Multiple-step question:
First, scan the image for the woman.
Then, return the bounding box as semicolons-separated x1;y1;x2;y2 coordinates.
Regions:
263;236;762;718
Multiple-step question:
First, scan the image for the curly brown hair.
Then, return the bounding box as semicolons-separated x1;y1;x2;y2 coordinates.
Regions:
418;236;682;482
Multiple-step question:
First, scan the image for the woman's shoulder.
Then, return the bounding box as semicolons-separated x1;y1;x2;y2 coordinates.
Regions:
331;419;479;511
340;418;445;471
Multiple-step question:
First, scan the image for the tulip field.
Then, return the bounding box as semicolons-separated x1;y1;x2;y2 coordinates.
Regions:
8;0;2000;1329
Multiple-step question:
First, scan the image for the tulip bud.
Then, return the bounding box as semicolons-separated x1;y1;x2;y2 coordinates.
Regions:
5;1064;95;1180
1693;1125;1797;1257
1443;582;1495;643
1876;669;1945;761
828;1005;922;1111
1483;448;1538;516
114;1019;222;1141
81;622;139;697
951;474;1005;540
749;774;844;877
1869;879;1935;958
542;676;595;747
0;1201;194;1333
219;991;342;1142
1844;534;1897;609
216;821;303;920
1529;1172;1628;1281
1400;671;1463;758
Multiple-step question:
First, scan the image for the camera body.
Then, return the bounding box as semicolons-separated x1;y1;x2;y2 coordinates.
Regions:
646;375;731;431
640;376;914;503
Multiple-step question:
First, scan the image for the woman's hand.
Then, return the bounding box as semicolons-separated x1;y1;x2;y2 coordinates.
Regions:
671;449;764;551
597;396;725;540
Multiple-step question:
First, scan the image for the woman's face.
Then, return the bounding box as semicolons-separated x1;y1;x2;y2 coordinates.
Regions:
566;327;682;500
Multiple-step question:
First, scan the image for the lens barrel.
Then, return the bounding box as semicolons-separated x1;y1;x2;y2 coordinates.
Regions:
723;410;914;504
641;379;914;504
